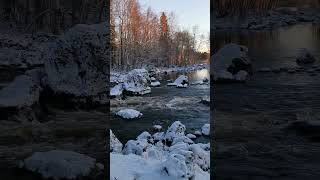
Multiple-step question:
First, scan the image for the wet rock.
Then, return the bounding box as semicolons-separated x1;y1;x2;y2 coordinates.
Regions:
296;49;316;64
21;150;101;180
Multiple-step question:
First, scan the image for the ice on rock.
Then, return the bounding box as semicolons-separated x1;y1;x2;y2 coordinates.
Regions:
122;139;149;156
116;109;142;119
110;130;123;153
167;75;189;87
110;84;124;97
164;121;186;142
186;134;197;139
22;150;99;180
190;144;210;171
201;124;210;136
123;69;151;95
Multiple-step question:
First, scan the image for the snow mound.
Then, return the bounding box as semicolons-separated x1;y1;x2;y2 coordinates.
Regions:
116;109;142;119
201;124;210;136
110;130;123;153
22;150;100;179
123;69;151;95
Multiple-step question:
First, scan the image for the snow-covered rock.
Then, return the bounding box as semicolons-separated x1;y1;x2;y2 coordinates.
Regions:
168;75;189;87
176;84;188;88
137;131;153;143
21;150;101;179
186;134;197;139
190;144;210;171
162;154;195;179
110;130;123;153
172;136;194;145
212;44;252;82
152;132;165;141
110;84;124;97
153;125;162;131
150;81;161;87
122;139;148;156
201;124;210;136
123;69;151;95
164;121;186;143
194;130;202;136
150;77;156;81
296;49;317;64
44;23;108;103
116;109;142;119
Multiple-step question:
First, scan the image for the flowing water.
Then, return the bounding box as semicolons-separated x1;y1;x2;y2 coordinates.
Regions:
213;24;320;179
111;68;210;143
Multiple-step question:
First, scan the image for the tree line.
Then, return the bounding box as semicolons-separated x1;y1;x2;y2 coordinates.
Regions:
0;0;108;34
110;0;209;71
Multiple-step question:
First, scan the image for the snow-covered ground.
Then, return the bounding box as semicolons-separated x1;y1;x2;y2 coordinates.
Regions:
110;121;210;180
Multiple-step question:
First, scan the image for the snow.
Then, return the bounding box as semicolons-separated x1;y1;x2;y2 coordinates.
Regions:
194;130;202;136
151;77;156;81
150;81;161;87
186;134;197;139
201;124;210;136
0;75;41;108
176;84;188;88
110;130;123;153
22;150;100;179
110;121;210;180
110;84;124;97
116;109;143;119
123;69;151;95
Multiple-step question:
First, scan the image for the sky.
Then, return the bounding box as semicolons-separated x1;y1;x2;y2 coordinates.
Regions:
139;0;210;51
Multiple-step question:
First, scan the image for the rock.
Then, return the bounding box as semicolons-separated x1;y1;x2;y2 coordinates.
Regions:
153;125;162;131
137;131;153;143
202;77;209;83
116;109;142;119
212;44;252;82
186;134;197;139
110;130;123;153
122;139;148;156
190;144;210;172
234;70;249;82
123;69;151;95
296;49;316;64
152;132;165;141
194;130;202;136
110;84;124;97
162;154;195;179
44;23;108;104
164;121;186;143
168;75;189;87
150;81;161;87
150;77;156;81
287;120;320;135
200;96;210;106
172;136;194;145
21;150;101;179
201;124;210;136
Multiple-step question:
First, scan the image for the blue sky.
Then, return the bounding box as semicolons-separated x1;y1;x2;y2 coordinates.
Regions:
138;0;210;35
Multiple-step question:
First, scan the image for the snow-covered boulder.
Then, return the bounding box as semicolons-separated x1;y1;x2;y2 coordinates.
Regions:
137;131;153;143
110;130;123;153
21;150;101;179
116;109;142;119
172;136;194;145
168;75;189;87
44;23;108;104
164;121;186;143
190;144;210;171
194;130;202;136
153;125;162;131
123;69;151;95
186;134;197;139
152;132;165;141
201;124;210;136
110;84;124;97
150;77;156;81
122;139;148;156
150;81;161;87
296;49;317;64
212;44;252;82
162;154;195;179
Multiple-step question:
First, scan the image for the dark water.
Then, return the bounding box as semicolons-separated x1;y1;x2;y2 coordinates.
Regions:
111;69;210;143
213;24;320;179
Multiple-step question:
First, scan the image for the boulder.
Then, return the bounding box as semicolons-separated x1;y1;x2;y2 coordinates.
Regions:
116;109;142;119
123;69;151;95
168;75;189;87
212;44;252;82
21;150;102;179
164;121;186;143
296;49;316;64
201;124;210;136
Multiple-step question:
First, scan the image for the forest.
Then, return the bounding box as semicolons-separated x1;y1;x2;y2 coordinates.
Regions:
110;0;209;71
